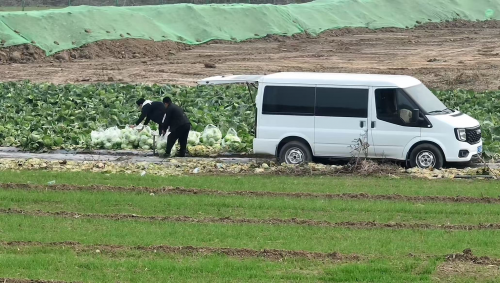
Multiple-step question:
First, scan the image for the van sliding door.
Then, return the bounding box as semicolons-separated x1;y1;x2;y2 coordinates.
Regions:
257;85;315;155
314;86;369;157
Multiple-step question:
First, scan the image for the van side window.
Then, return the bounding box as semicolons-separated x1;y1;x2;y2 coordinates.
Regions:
315;88;368;118
262;86;315;115
375;88;418;126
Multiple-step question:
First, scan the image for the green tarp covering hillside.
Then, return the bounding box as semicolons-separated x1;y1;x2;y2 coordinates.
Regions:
0;0;498;55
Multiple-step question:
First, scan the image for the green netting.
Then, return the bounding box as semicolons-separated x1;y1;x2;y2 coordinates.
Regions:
287;0;500;33
0;0;498;55
0;20;29;47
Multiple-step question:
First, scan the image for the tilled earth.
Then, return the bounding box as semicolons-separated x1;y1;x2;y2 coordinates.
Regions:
2;240;354;262
0;21;499;91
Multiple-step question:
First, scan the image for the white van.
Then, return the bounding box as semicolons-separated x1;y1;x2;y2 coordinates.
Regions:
198;72;482;169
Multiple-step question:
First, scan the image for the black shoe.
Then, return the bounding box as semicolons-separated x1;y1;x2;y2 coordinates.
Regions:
176;151;188;158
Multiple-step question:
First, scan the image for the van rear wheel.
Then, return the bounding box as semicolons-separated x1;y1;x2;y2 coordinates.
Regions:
409;144;444;169
278;141;312;165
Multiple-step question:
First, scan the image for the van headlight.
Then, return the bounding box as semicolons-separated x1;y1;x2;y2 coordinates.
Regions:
455;128;466;142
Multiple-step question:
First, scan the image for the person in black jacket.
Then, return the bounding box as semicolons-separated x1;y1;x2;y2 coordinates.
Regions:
161;97;191;157
131;98;166;135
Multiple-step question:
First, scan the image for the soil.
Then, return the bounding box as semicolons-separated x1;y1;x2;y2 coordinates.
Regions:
436;249;500;281
0;21;499;91
434;262;500;282
2;240;357;262
0;0;304;8
2;183;500;204
0;280;77;283
3;207;500;231
446;249;500;266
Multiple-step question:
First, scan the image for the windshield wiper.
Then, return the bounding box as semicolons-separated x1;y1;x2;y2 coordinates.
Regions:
427;110;444;114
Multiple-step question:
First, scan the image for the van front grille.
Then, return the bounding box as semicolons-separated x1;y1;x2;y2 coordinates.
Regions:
466;127;481;145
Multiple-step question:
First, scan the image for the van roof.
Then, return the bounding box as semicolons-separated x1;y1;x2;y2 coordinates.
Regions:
198;72;422;88
260;72;421;88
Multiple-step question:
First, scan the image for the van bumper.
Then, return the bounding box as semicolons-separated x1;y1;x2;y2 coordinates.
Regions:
445;140;483;162
253;138;279;156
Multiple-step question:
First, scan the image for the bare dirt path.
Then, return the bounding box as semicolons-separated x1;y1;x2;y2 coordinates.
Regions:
0;147;268;164
1;21;499;91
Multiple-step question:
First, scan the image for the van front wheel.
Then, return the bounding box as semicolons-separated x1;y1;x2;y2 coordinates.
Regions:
279;141;312;165
409;144;444;169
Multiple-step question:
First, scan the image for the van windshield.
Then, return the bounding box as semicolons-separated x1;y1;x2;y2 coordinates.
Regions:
404;84;451;115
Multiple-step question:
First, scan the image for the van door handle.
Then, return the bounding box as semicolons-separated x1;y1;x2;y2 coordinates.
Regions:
371;121;376;128
360;121;365;128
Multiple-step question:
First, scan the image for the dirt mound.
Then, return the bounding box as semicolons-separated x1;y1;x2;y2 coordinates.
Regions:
414;19;500;30
0;39;190;64
1;20;499;64
0;44;46;64
75;39;190;60
446;249;500;266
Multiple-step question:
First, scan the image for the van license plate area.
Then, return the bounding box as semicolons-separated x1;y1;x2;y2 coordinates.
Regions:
478;146;482;154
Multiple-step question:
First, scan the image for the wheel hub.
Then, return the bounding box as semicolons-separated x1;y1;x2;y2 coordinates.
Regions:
286;148;304;164
416;150;436;168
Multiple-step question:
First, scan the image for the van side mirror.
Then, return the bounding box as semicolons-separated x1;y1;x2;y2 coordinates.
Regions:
411;109;420;123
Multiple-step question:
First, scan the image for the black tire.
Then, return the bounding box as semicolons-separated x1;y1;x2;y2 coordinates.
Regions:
278;141;312;165
409;144;444;169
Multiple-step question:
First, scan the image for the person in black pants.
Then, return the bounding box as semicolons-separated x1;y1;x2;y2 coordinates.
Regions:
131;98;166;136
161;97;191;157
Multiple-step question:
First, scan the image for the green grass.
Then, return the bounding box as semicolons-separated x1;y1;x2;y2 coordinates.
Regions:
2;214;500;257
1;170;500;197
2;171;499;282
2;188;500;225
0;245;442;283
321;258;440;282
0;246;330;282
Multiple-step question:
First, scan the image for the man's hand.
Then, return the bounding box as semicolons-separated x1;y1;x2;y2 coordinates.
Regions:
162;130;166;136
130;125;136;129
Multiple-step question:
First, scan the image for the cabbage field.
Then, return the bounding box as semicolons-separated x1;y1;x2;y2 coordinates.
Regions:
0;82;255;155
0;82;499;157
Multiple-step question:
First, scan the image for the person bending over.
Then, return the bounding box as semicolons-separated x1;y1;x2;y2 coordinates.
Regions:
161;97;191;157
132;98;166;136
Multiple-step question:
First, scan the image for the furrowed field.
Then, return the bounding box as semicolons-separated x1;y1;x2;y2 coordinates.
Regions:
1;171;500;282
0;83;255;154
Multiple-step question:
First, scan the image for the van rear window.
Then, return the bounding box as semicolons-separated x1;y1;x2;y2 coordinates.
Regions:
262;86;315;115
315;88;368;118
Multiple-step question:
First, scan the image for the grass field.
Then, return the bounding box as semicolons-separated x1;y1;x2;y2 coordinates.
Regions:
1;170;500;282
